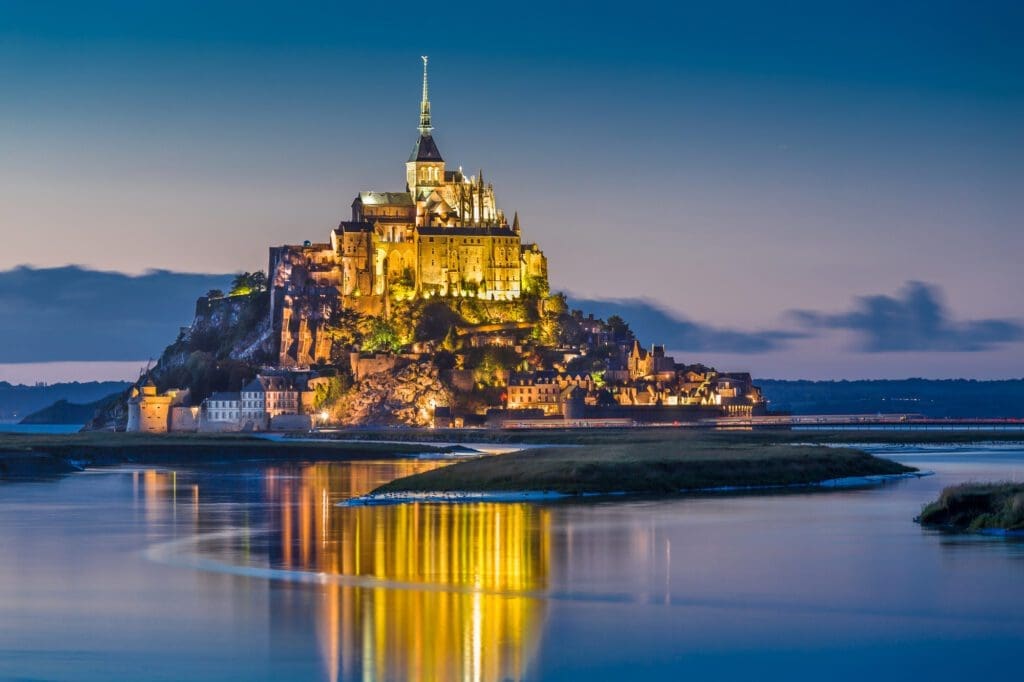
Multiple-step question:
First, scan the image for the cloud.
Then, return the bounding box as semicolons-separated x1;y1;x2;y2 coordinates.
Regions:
3;267;1015;367
0;265;233;363
791;281;1023;352
567;295;803;353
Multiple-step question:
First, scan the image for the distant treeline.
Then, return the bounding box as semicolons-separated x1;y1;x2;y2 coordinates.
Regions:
758;379;1024;419
0;381;131;422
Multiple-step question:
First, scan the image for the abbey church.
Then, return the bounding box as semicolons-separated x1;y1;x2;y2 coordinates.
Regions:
270;57;548;366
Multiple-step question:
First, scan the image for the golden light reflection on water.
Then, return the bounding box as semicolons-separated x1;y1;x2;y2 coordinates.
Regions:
143;462;551;681
270;463;550;682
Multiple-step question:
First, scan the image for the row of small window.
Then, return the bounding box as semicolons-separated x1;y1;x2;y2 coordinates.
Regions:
426;237;516;244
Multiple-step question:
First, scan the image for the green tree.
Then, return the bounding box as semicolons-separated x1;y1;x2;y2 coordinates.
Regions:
229;270;269;296
314;374;353;410
363;318;403;353
389;267;416;301
606;315;634;343
466;346;521;387
249;270;267;292
522;273;549;297
544;293;568;316
534;292;581;347
326;306;364;351
230;272;251;295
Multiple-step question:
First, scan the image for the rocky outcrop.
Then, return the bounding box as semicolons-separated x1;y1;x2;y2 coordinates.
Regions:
85;292;274;431
333;361;452;427
159;293;275;370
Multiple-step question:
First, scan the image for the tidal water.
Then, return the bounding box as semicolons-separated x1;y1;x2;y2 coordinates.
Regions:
1;445;1022;681
0;423;83;434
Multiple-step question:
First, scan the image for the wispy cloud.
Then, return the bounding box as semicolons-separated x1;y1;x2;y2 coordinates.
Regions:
568;296;803;353
0;265;232;363
791;281;1022;352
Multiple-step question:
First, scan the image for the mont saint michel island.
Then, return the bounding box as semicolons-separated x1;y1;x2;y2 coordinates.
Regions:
112;57;766;437
2;10;1022;682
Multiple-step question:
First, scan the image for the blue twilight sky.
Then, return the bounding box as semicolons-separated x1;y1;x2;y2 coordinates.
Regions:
1;1;1022;381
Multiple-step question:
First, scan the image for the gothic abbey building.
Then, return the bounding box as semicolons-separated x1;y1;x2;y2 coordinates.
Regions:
270;57;548;366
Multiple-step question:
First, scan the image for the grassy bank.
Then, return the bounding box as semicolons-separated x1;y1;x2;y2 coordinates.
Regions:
4;427;1005;488
371;438;916;496
0;432;448;480
918;482;1024;532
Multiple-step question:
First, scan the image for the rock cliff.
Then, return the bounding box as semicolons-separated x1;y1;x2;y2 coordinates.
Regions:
331;360;452;427
85;292;274;430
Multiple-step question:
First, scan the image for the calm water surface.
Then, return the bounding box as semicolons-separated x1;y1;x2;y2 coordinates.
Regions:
0;423;83;434
1;445;1022;681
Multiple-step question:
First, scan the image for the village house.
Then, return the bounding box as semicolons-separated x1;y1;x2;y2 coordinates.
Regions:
204;392;241;425
506;371;563;415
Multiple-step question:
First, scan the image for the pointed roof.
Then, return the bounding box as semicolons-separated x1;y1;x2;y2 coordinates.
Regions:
409;57;443;163
409;134;443;162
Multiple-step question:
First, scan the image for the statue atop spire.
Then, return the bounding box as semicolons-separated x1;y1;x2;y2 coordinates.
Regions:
419;55;432;135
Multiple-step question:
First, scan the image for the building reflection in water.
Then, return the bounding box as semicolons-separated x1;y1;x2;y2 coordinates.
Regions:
140;462;552;681
266;462;551;682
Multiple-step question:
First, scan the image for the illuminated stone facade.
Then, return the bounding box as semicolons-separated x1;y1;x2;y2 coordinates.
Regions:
271;57;547;366
126;381;189;433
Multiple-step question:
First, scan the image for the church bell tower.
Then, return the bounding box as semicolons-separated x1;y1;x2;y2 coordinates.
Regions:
406;56;445;199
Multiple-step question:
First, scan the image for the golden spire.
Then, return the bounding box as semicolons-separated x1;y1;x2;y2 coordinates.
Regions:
419;55;432;135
